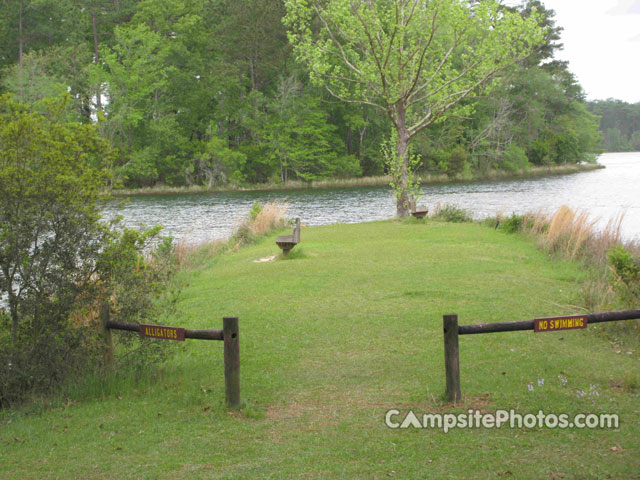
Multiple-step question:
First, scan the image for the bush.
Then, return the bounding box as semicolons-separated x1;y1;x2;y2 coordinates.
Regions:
0;314;102;407
0;95;179;407
500;214;524;234
608;246;640;307
431;204;473;223
0;95;110;406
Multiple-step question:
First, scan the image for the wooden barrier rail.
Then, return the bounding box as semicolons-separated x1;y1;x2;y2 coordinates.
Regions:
100;307;241;408
443;309;640;402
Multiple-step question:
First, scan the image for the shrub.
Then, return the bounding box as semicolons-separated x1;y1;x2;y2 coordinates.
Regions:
608;246;640;307
499;214;524;234
431;203;473;223
0;96;179;407
0;95;111;406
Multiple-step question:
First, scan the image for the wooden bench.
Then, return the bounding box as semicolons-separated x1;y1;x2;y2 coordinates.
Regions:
276;218;300;254
409;200;428;219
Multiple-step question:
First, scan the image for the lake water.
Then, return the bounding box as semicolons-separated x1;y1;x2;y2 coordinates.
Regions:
105;152;640;243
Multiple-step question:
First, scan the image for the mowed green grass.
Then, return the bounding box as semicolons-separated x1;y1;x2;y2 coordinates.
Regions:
1;220;639;479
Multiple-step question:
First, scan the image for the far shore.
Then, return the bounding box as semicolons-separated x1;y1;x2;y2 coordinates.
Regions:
107;162;604;197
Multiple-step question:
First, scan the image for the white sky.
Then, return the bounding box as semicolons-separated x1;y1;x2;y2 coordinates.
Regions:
504;0;640;103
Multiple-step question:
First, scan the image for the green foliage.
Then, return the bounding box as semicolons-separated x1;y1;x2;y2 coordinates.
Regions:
188;125;247;187
0;0;606;190
431;204;473;223
502;145;530;173
249;202;264;221
261;77;362;183
0;95;179;407
0;94;109;406
443;145;470;178
0;51;69;110
97;227;180;373
500;214;525;234
588;99;640;152
285;0;545;214
608;246;640;307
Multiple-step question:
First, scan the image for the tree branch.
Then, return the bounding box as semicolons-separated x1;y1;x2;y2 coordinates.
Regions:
350;0;389;96
407;24;469;104
322;82;387;111
313;4;363;76
408;66;502;138
403;5;438;100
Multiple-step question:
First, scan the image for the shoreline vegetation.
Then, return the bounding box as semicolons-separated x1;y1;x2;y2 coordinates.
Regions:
107;163;605;197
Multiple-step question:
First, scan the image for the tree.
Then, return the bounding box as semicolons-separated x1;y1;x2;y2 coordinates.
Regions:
284;0;544;215
0;0;77;71
261;75;361;183
0;94;179;406
0;95;112;406
588;99;640;152
0;95;109;343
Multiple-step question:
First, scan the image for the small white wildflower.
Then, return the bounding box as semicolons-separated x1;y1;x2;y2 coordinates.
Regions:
577;390;586;398
538;378;544;386
528;383;534;392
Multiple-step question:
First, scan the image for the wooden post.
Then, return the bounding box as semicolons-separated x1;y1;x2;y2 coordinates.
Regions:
443;314;461;403
99;303;114;370
223;316;240;408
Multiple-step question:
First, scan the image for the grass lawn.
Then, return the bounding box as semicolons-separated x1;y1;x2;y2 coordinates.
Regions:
1;220;638;479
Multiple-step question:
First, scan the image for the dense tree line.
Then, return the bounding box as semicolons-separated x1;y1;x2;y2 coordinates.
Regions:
0;0;602;189
587;99;640;152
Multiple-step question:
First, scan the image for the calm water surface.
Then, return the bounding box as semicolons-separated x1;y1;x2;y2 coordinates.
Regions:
105;152;640;243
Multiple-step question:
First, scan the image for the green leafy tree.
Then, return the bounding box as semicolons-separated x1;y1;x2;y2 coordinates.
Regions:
588;99;640;152
0;95;109;342
460;2;599;172
0;94;111;404
284;0;544;215
188;123;248;186
262;76;360;183
0;50;69;108
0;0;76;71
0;94;180;406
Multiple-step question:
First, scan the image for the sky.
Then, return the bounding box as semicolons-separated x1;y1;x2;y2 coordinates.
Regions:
504;0;640;103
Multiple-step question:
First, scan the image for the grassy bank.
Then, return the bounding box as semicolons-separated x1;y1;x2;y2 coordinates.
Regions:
108;163;604;196
1;219;638;479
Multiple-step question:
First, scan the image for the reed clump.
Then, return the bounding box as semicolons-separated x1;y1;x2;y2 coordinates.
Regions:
519;206;627;266
494;206;639;335
248;200;289;236
173;237;227;269
174;200;291;268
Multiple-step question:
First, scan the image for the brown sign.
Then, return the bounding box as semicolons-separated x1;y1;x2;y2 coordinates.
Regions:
534;315;588;333
139;324;186;341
